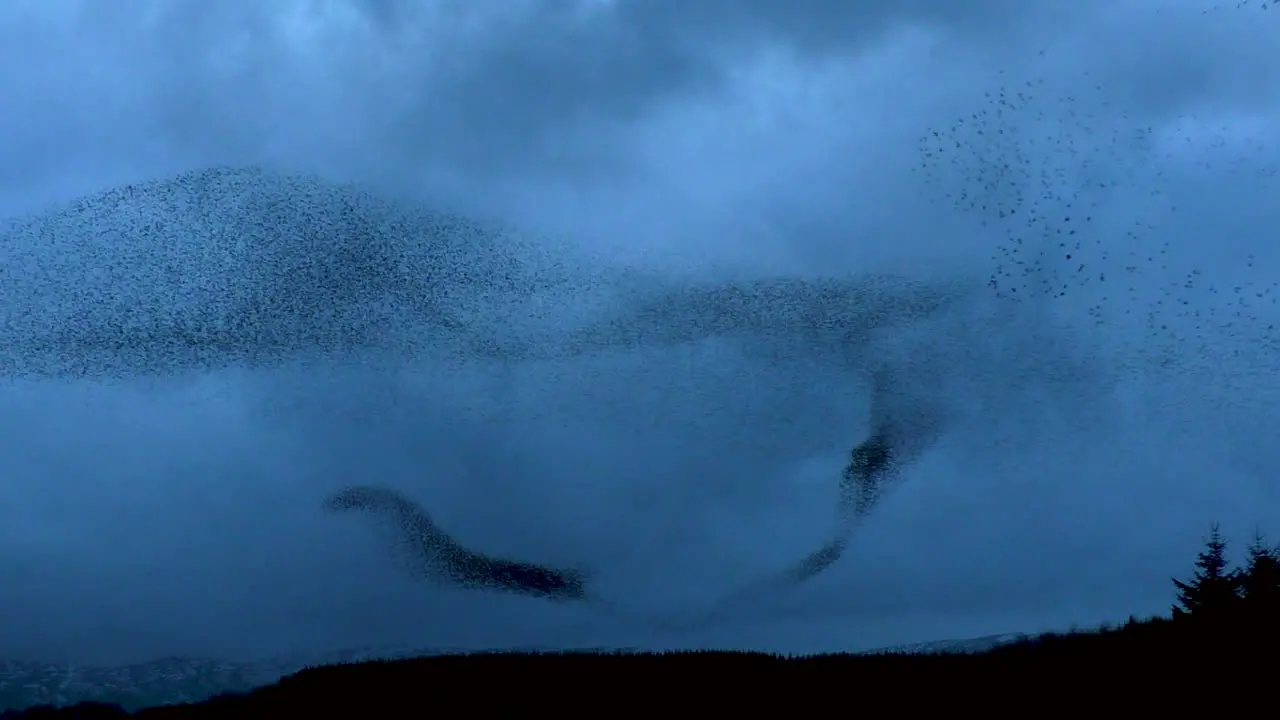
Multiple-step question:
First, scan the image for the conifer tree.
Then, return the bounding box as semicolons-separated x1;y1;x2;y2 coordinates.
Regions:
1172;523;1240;620
1238;530;1280;620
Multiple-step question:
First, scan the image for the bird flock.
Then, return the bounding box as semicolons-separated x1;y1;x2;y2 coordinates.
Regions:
3;3;1278;630
914;65;1280;380
0;164;973;619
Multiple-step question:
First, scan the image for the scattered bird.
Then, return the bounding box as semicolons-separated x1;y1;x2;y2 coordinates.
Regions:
914;57;1280;378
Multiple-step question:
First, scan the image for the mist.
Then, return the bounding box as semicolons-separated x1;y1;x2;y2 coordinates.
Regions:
2;0;1279;666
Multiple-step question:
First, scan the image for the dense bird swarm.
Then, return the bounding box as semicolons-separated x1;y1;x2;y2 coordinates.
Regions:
324;485;593;601
0;164;986;612
4;49;1277;620
0;166;555;378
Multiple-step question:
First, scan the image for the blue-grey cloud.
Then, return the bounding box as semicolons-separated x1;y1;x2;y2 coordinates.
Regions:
2;0;1279;673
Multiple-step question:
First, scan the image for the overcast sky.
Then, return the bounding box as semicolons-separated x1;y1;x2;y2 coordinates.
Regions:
2;0;1280;666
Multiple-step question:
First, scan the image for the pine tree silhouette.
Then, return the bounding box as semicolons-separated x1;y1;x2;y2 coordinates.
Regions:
1238;530;1280;623
1172;523;1241;621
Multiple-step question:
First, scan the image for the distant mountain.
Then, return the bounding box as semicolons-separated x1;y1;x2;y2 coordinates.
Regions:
0;645;443;712
1;634;1028;712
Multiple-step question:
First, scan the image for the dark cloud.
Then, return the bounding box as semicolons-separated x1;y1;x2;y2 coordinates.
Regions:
349;0;1097;180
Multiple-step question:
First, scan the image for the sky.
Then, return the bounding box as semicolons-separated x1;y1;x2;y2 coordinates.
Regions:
1;0;1280;665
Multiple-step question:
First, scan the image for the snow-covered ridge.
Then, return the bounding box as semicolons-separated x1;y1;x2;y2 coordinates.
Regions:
859;632;1030;655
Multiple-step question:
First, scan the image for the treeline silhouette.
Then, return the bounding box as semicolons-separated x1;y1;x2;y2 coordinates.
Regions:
7;523;1279;718
1171;523;1280;626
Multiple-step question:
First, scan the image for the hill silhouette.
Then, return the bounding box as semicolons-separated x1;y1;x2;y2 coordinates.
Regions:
5;523;1276;717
